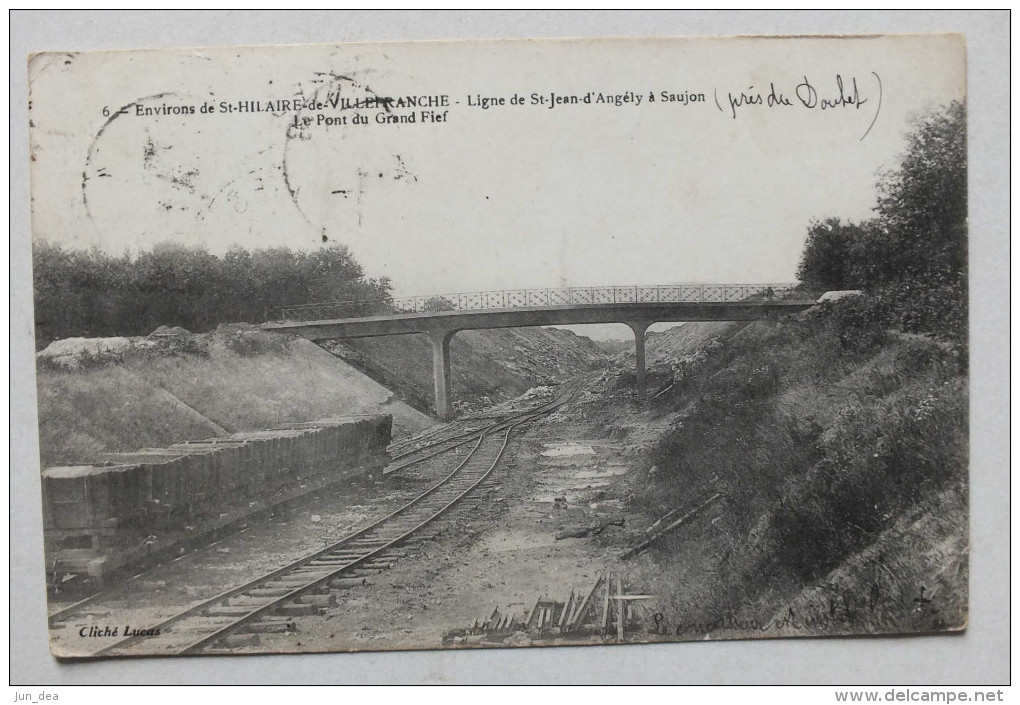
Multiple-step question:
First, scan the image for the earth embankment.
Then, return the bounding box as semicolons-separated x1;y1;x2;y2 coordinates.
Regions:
35;325;435;468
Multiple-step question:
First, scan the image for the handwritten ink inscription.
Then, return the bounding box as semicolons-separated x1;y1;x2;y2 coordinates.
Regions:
715;72;883;141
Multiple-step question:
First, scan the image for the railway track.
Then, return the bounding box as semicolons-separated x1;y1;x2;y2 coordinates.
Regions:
71;381;581;657
383;387;580;475
385;394;568;467
46;384;575;628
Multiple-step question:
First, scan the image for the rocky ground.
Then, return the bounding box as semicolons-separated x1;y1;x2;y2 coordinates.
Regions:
50;365;679;658
249;377;671;654
48;315;967;658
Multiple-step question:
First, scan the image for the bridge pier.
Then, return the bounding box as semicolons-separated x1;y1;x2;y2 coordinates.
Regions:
626;320;650;399
428;329;456;421
263;290;817;418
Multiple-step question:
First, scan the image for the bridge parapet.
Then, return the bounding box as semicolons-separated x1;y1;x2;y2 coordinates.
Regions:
271;283;805;322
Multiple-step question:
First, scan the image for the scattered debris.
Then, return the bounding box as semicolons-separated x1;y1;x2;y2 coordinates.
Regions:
555;516;624;541
622;493;724;559
444;572;653;644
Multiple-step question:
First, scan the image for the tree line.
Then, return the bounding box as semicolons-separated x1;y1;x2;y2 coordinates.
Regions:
796;101;967;340
32;242;392;348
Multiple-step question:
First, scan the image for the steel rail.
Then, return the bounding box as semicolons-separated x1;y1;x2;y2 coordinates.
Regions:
384;392;578;473
86;383;579;657
178;389;575;655
52;384;576;638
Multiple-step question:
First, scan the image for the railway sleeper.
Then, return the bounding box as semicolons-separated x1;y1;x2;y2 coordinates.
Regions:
307;559;354;567
205;604;260;617
361;560;393;569
276;603;321;617
325;558;368;566
296;594;336;607
328;577;367;589
348;540;389;549
246;621;295;634
220;634;261;649
253;615;297;624
227;595;272;607
373;534;410;543
378;549;409;558
164;615;242;632
247;587;292;598
274;575;323;585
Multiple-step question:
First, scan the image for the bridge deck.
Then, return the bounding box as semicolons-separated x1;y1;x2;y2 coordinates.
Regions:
261;300;815;340
260;285;819;420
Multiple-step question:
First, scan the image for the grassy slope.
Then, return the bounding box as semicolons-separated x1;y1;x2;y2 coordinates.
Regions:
36;365;227;468
630;312;968;637
36;325;606;468
35;333;435;468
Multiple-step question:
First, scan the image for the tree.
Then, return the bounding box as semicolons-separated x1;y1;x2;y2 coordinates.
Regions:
422;296;457;312
31;240;394;346
796;218;868;291
794;102;967;340
873;101;967;285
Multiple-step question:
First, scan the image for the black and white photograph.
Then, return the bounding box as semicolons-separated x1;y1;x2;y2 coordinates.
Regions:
25;31;974;662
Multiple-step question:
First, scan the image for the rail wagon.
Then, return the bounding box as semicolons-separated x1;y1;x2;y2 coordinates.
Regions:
98;450;190;527
41;464;142;550
42;414;392;587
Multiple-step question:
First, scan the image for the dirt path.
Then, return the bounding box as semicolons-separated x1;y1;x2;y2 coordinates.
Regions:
250;378;671;654
52;373;674;658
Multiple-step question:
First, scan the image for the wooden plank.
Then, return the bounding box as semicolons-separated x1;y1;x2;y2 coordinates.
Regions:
557;589;574;628
616;574;624;643
644;507;680;535
601;572;611;635
621;493;723;560
567;574;603;632
525;596;542;630
567;589;582;626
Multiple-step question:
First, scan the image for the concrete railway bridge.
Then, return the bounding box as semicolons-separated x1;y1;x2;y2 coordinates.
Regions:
263;284;818;420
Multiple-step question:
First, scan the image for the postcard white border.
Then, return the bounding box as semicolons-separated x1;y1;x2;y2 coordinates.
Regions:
10;10;1010;685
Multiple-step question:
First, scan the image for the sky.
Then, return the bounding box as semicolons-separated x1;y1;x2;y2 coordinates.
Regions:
28;36;965;340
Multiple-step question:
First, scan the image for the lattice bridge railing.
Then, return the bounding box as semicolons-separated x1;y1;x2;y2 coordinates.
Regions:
269;283;805;322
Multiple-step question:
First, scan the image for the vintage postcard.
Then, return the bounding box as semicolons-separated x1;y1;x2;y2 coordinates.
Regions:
29;34;968;659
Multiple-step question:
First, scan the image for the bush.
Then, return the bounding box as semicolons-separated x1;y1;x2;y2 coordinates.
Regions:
818;274;967;352
221;331;290;358
768;379;966;581
818;296;890;353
